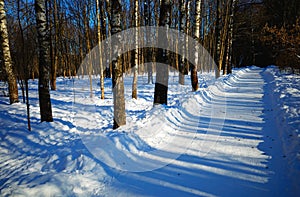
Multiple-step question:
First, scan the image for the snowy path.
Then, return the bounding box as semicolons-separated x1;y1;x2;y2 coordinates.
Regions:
0;66;299;196
106;67;298;196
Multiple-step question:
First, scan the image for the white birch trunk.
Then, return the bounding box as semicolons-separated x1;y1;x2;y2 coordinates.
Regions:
110;0;126;129
0;0;19;104
132;0;139;99
96;0;105;99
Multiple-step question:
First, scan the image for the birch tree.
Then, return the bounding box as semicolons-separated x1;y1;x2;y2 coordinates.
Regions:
111;0;126;129
0;0;19;104
192;0;201;91
132;0;139;99
214;0;220;78
35;0;53;122
178;0;186;85
96;0;105;99
185;0;191;81
224;0;235;75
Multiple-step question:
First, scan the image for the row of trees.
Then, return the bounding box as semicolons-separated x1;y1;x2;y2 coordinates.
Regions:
1;0;299;129
1;0;53;130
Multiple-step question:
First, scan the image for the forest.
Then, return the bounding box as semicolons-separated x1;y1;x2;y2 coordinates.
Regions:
1;1;300;196
1;0;299;128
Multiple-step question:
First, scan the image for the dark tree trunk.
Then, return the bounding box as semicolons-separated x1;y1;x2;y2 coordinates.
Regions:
17;0;31;130
154;0;171;105
144;0;153;84
214;0;221;78
50;0;58;91
178;0;185;85
35;0;53;122
219;0;232;76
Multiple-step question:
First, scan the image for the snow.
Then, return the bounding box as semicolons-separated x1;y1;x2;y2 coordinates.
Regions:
0;66;299;196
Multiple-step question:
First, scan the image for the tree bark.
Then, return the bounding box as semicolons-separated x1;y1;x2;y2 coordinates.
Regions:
17;0;31;130
50;0;58;90
96;0;105;99
144;0;153;84
0;0;19;104
214;0;221;78
225;0;234;75
185;0;191;80
154;0;171;105
35;0;53;122
178;0;185;85
219;0;232;76
111;0;126;129
192;0;202;91
83;2;93;98
132;0;139;99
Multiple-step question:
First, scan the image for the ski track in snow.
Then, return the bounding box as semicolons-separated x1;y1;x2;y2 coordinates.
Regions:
0;66;299;196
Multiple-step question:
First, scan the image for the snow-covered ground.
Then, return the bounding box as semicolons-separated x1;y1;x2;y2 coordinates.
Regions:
0;66;299;196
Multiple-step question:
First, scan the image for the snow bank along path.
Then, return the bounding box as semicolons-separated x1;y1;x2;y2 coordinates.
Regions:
0;66;299;196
